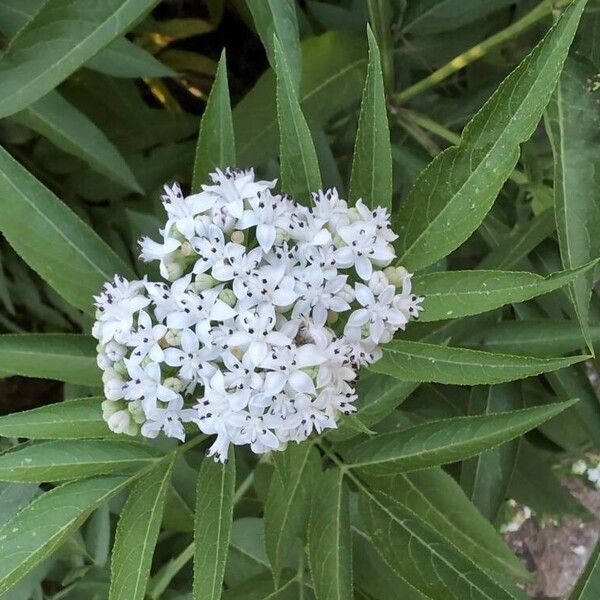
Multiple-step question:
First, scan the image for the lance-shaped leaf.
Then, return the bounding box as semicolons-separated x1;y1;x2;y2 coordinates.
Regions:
465;319;599;356
264;443;318;585
394;0;587;271
235;31;366;167
349;25;392;210
109;457;175;600
362;467;528;582
414;261;597;322
247;0;301;90
370;339;586;385
308;469;353;600
359;490;528;599
0;397;110;439
570;537;600;599
0;475;132;595
0;148;134;313
0;440;161;482
0;0;159;117
191;51;235;192
346;399;576;474
12;91;141;192
193;451;236;600
0;334;100;386
273;35;322;203
459;383;522;522
546;56;600;353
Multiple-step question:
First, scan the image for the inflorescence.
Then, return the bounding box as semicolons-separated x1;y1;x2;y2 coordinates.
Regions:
93;168;423;462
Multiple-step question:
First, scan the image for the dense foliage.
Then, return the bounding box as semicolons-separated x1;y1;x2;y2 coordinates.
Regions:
0;0;599;598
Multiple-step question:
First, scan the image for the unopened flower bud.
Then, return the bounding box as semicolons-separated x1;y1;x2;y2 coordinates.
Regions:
219;289;236;307
104;379;125;401
384;266;409;287
338;284;354;304
332;234;345;248
178;241;195;258
97;352;112;370
347;207;360;222
140;355;154;368
102;399;124;418
165;260;184;281
107;410;132;434
370;271;389;295
326;310;339;325
572;460;588;475
128;399;146;424
105;340;127;362
165;329;182;346
164;376;185;393
112;360;128;378
193;273;218;292
230;230;244;244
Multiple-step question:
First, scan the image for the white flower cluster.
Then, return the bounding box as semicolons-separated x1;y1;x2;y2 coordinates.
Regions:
93;169;423;462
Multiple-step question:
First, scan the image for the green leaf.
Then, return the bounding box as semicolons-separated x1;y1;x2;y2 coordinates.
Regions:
86;37;176;78
459;384;522;522
12;91;141;192
465;318;597;356
0;0;158;117
235;31;366;167
349;25;391;209
414;261;597;322
191;51;235;192
264;443;318;585
570;537;600;599
0;440;161;482
402;0;515;35
308;469;353;600
0;482;38;527
394;0;587;271
0;397;110;439
363;467;528;582
346;399;577;474
359;491;527;600
546;55;600;353
0;475;132;595
370;339;586;385
0;334;100;386
193;452;236;600
109;457;175;600
273;35;321;202
329;373;417;442
247;0;301;90
0;148;134;313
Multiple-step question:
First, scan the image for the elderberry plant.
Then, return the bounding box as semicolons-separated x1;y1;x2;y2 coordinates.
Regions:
0;1;598;599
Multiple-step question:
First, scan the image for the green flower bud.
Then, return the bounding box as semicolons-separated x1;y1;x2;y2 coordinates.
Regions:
219;288;236;307
572;460;588;475
101;399;125;418
230;230;245;244
326;310;339;325
128;400;146;424
193;273;218;292
113;360;128;378
165;329;182;346
165;260;184;281
164;376;185;393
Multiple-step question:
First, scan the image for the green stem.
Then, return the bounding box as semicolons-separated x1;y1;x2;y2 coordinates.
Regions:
393;0;563;105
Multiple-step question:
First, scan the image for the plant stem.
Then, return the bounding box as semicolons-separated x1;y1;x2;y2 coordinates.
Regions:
393;0;564;105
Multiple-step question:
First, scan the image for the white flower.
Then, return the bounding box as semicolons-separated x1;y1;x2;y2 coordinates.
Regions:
141;395;195;442
94;171;423;462
293;268;351;327
334;222;395;280
126;310;167;365
227;304;292;365
347;282;407;343
164;325;218;384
